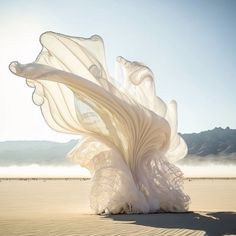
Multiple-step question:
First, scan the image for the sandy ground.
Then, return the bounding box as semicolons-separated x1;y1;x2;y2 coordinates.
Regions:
0;178;235;236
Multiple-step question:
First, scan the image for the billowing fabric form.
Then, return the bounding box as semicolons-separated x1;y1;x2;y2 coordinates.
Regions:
10;32;190;214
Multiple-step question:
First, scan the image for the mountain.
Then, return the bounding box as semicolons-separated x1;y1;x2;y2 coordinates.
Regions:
0;127;235;165
0;140;77;165
180;127;236;156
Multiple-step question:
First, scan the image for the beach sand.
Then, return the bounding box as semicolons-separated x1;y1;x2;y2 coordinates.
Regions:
0;178;235;236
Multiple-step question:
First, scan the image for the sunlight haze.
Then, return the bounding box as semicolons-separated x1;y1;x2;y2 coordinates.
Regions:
0;0;235;141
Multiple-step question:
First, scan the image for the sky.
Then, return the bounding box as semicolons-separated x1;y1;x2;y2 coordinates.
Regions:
0;0;235;142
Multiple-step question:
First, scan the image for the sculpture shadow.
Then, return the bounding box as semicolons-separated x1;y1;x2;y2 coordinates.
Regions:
105;211;236;236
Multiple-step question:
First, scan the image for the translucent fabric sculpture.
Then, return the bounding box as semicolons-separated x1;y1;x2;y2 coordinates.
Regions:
10;32;190;214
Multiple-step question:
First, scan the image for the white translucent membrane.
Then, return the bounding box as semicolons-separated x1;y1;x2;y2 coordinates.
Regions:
10;32;189;214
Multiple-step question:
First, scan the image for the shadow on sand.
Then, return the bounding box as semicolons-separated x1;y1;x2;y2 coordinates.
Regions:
105;212;236;236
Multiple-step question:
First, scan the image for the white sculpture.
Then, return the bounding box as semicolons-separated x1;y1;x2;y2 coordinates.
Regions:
10;32;190;214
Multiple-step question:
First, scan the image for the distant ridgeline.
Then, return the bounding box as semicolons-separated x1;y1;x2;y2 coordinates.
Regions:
180;127;236;156
179;127;236;164
0;127;236;165
0;140;77;166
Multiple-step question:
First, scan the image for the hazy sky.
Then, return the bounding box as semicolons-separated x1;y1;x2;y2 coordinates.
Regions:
0;0;235;141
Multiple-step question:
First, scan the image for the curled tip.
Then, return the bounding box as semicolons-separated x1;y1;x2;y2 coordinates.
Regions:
116;56;124;63
40;31;56;42
116;56;131;68
170;100;177;106
90;35;102;41
117;56;128;66
9;61;20;75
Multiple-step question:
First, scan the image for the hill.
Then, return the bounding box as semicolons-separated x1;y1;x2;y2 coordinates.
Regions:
0;140;77;165
180;127;236;156
0;127;235;165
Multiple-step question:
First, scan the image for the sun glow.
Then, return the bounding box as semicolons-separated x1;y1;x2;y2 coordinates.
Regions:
0;14;76;142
